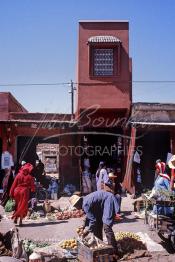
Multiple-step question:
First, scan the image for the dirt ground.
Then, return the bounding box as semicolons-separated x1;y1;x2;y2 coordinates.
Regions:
1;194;175;261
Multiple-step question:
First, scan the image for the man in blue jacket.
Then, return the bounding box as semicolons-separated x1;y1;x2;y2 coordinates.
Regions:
70;180;119;249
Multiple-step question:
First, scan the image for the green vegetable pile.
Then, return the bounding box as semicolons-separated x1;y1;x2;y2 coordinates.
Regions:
28;212;41;220
4;199;15;212
23;239;50;255
157;189;175;201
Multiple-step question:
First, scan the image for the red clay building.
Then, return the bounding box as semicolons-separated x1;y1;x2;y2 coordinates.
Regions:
0;92;80;186
0;21;133;187
76;21;132;176
130;103;175;188
1;21;175;191
77;20;131;114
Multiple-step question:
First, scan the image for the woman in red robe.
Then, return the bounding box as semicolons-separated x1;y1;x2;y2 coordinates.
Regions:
10;163;35;226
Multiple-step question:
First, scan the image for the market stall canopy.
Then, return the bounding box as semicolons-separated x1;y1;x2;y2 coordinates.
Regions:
130;102;175;126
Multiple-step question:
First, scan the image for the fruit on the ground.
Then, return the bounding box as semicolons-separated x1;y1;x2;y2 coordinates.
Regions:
115;231;141;241
57;210;84;220
76;226;84;236
60;239;77;249
115;231;146;254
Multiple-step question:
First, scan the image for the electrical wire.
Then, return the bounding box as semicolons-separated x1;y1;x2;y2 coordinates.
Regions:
0;80;175;87
0;82;70;87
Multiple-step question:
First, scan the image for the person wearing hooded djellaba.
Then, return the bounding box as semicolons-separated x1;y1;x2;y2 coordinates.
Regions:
70;179;119;251
96;161;109;191
10;163;35;226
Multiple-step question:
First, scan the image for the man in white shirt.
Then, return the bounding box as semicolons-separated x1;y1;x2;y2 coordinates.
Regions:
1;151;14;169
96;162;109;190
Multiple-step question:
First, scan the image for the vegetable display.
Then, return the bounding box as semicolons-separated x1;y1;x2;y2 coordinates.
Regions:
4;199;15;212
57;210;84;220
28;212;41;220
23;239;49;255
76;226;84;237
60;239;77;250
115;232;146;254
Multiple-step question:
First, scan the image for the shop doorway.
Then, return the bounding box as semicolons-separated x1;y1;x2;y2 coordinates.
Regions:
82;128;124;180
136;131;171;188
36;143;59;178
16;136;59;172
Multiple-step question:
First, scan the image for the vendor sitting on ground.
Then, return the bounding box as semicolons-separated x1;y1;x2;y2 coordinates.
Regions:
149;167;173;216
70;180;119;251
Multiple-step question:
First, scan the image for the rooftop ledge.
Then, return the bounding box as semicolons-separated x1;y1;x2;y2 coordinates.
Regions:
79;20;129;23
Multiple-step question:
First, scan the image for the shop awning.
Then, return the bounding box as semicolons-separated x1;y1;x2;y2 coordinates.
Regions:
131;102;175;127
130;121;175;126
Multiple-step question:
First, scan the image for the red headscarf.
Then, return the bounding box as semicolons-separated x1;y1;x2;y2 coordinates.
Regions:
19;163;33;175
